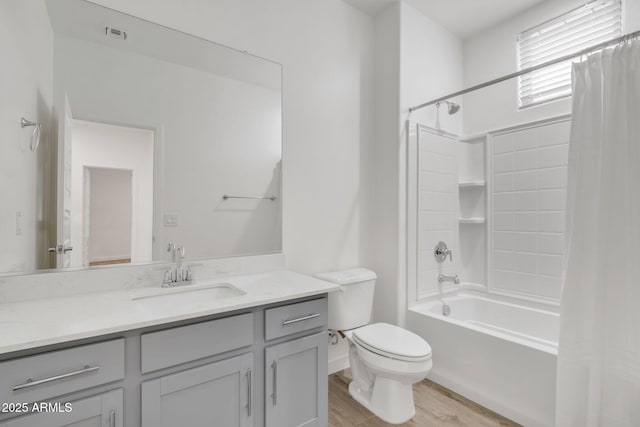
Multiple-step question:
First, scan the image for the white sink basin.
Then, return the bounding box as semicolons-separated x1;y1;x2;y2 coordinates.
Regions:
132;283;246;307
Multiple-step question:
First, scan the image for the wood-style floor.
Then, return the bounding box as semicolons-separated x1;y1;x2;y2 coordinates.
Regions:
328;370;521;427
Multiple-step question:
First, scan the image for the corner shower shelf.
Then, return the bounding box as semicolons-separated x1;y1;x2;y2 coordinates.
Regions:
459;180;485;188
459;217;485;224
457;133;486;144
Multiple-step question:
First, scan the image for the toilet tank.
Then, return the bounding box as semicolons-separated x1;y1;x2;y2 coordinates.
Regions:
315;268;377;331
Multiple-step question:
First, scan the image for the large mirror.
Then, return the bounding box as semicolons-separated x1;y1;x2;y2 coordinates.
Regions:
0;0;282;275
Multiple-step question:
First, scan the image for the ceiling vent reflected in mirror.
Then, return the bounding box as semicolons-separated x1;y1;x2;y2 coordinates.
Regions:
105;26;127;40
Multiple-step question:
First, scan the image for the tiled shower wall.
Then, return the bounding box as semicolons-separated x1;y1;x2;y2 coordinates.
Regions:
417;130;459;298
491;120;570;301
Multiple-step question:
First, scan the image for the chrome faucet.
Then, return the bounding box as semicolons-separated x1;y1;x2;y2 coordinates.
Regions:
434;241;453;263
438;274;460;285
176;245;184;271
163;243;194;287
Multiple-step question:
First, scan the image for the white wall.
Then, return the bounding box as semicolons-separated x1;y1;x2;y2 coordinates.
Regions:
70;120;154;266
86;0;376;275
399;1;464;322
463;0;640;135
370;3;401;326
401;2;463;135
370;1;464;325
88;168;133;263
0;0;54;273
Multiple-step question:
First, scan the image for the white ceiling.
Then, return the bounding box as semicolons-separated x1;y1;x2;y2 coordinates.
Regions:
344;0;547;38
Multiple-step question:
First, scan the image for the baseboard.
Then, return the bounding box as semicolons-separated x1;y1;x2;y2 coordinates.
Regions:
328;354;349;375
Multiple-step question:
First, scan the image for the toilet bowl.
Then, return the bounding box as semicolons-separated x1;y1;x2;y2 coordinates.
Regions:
345;323;432;424
315;268;433;425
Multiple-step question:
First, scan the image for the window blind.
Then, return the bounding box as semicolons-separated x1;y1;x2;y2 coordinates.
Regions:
517;0;622;108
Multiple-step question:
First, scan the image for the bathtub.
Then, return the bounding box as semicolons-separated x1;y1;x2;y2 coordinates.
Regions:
407;292;558;427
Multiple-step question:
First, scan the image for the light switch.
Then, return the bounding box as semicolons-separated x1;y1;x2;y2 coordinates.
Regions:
164;214;179;227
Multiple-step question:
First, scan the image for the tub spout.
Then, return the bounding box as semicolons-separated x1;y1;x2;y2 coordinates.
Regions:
438;274;460;284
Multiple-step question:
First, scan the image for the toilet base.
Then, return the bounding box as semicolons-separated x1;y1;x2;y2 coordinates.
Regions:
348;377;416;425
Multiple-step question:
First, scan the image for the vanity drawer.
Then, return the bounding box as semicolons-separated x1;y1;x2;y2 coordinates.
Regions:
141;313;254;373
0;339;124;405
265;298;327;340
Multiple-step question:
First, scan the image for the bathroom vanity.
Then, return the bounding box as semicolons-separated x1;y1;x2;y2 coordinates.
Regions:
0;270;336;427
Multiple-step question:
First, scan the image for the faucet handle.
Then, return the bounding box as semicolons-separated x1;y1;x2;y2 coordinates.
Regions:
434;241;453;263
167;242;177;262
163;269;172;284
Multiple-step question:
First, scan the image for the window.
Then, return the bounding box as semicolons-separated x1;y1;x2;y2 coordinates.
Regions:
517;0;622;108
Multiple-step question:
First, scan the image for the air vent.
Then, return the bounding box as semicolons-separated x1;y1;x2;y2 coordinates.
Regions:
105;27;127;40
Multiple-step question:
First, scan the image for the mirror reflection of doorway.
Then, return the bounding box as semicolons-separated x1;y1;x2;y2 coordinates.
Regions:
85;167;133;266
69;120;154;268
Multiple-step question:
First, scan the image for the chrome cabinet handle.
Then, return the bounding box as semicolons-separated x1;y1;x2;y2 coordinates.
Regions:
12;365;100;391
246;369;252;416
223;194;277;201
282;313;320;325
271;361;278;406
109;410;116;427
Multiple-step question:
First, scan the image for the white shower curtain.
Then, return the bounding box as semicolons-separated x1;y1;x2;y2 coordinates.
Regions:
556;40;640;426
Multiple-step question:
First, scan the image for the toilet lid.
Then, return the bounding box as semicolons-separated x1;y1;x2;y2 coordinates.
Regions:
352;323;432;362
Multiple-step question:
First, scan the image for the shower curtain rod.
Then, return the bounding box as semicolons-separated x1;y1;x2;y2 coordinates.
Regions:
408;30;640;113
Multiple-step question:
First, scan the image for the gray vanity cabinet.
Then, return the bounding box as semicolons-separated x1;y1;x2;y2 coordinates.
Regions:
264;332;328;427
0;389;123;427
0;295;329;427
141;352;254;427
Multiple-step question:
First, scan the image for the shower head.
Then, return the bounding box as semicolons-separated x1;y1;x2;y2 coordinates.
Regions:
447;102;460;115
436;101;461;115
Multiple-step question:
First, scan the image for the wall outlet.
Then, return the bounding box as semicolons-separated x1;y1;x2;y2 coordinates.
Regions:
164;214;178;227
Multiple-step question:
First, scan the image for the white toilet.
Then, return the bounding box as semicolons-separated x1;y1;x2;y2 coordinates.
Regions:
316;268;432;425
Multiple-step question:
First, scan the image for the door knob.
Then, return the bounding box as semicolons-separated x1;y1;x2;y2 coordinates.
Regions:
48;244;73;254
48;244;63;254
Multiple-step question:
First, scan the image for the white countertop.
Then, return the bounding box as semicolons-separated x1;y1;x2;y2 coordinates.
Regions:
0;270;339;355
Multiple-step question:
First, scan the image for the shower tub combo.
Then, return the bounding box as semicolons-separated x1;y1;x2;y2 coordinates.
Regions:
408;292;558;427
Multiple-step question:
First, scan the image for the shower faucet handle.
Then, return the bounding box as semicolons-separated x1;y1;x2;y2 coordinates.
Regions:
434;241;452;263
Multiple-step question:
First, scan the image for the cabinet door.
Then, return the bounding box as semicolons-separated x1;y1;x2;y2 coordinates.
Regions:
0;388;123;427
265;332;328;427
141;353;253;427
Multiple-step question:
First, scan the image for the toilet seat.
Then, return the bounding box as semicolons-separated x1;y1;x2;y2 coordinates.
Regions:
352;323;432;362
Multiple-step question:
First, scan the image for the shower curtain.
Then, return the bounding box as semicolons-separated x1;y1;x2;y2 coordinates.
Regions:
556;40;640;426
